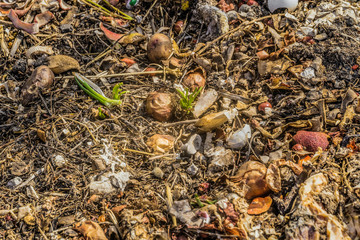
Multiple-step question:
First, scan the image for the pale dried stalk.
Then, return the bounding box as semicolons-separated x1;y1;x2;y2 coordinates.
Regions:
165;183;177;227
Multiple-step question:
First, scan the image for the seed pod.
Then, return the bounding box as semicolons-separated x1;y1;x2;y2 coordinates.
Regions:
21;65;54;104
146;92;173;122
147;33;173;63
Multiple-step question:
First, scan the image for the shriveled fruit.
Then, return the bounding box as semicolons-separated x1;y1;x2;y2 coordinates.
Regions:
293;130;329;152
231;161;270;199
147;134;175;153
147;33;173;63
146;92;173;122
21;65;54;104
247;196;272;215
183;68;206;91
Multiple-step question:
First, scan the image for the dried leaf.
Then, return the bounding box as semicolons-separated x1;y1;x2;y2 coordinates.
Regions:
120;32;145;45
74;220;108;240
265;164;281;193
37;129;46;143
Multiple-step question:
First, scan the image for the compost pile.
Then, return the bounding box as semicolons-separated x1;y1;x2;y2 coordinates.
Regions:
1;0;360;239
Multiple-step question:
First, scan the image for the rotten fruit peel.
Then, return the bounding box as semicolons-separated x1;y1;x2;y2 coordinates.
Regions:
74;220;107;240
247;196;272;215
231;161;270;200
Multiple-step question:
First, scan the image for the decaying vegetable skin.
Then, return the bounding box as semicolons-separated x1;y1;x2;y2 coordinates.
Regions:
21;65;54;104
230;161;271;200
146;134;175;153
286;173;351;240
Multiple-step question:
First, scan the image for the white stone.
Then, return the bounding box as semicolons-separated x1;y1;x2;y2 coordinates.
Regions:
186;164;198;176
227;124;251;149
54;155;67;168
182;134;202;155
268;0;298;13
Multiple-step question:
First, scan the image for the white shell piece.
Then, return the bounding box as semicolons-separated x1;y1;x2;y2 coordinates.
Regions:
268;0;298;13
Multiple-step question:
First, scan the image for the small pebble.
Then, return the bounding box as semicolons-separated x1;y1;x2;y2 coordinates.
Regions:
153;167;164;179
60;24;73;33
7;177;22;189
62;129;70;136
54;155;67;168
182;134;202;155
186;164;198;176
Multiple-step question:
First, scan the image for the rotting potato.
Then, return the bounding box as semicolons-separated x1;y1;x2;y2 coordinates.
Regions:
21;65;54;104
146;92;173;122
147;33;173;63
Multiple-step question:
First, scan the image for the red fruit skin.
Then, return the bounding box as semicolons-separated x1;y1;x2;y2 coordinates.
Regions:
293;131;329;152
247;0;258;6
258;102;272;112
292;144;303;151
174;20;184;34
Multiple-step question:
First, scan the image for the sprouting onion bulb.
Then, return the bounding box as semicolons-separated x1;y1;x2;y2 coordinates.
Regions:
147;33;173;63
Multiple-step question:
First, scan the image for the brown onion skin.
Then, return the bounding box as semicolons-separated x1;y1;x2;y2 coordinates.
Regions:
147;33;173;63
146;92;173;122
183;72;206;91
21;65;54;104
